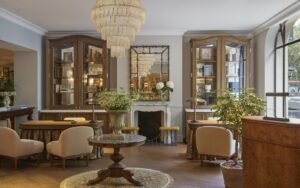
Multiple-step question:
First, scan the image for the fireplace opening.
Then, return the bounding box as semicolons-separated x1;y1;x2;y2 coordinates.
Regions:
138;111;162;142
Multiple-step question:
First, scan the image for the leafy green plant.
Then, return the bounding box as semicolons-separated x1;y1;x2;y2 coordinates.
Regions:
0;79;15;91
213;88;265;164
96;89;133;111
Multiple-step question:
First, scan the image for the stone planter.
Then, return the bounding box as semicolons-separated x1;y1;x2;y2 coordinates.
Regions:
108;110;128;140
221;161;243;188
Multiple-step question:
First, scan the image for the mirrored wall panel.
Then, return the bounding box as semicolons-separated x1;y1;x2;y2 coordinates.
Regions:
130;46;169;101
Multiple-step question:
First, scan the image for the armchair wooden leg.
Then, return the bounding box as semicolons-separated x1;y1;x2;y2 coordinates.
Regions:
200;155;203;167
62;158;66;170
13;158;18;169
36;153;41;166
49;154;53;166
86;154;89;167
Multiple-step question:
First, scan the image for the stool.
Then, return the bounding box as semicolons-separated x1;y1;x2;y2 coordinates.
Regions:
159;126;180;144
122;126;139;134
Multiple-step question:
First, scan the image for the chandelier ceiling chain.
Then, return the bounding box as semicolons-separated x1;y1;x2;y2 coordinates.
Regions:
91;0;146;58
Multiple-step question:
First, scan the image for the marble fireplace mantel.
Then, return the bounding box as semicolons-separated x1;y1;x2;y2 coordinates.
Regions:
130;102;171;128
130;102;172;144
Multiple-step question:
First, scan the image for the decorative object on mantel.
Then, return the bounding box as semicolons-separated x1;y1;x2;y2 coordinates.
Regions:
0;79;15;108
91;0;146;57
213;88;265;188
155;81;174;101
96;89;134;140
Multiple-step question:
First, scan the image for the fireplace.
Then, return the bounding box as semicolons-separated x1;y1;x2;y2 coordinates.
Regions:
138;111;162;142
130;102;172;144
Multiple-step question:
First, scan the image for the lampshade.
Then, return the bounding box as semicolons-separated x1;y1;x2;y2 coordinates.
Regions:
91;0;146;58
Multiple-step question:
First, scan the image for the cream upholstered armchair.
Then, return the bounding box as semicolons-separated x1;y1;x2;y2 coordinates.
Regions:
196;126;236;165
46;126;93;169
0;127;44;168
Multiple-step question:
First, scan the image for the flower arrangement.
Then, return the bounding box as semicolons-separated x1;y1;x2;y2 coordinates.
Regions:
155;81;174;101
156;81;174;92
96;89;133;111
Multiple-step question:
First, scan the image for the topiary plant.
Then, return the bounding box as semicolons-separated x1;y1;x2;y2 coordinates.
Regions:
213;88;265;164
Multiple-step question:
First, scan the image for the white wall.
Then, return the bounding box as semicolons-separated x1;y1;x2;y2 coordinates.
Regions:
117;35;184;140
253;30;268;97
0;16;43;120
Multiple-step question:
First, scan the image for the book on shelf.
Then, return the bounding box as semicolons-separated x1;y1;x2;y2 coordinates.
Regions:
203;64;214;76
196;64;203;77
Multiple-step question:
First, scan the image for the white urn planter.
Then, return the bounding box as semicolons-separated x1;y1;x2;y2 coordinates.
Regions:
108;110;128;140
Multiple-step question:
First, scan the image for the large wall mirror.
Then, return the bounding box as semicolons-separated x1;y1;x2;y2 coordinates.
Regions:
130;45;169;101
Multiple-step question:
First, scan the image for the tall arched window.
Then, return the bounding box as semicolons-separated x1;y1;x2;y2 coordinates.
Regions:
267;19;300;120
287;19;300;118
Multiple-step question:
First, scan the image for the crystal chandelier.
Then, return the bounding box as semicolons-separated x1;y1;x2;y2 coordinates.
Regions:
91;0;146;58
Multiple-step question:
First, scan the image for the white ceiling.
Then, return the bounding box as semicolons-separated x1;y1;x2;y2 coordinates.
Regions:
0;0;298;34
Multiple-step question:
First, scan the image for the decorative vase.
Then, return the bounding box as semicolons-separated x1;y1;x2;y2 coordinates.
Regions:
160;92;168;101
108;110;128;140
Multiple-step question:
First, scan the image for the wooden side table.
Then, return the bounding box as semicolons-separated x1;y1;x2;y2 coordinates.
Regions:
186;120;222;160
87;134;146;186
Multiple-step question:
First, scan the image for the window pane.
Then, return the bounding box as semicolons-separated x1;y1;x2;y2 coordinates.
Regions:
225;41;246;94
288;41;300;118
288;19;300;43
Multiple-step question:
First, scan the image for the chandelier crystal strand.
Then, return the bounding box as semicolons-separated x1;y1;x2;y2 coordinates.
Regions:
91;0;146;58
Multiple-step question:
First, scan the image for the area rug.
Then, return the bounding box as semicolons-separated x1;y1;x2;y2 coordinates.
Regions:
60;168;174;188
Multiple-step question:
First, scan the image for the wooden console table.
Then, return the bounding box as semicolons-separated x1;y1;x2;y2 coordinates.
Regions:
0;106;34;130
243;116;300;188
186;120;222;159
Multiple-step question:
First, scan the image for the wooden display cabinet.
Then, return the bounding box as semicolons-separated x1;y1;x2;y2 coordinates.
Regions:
191;36;251;107
44;35;109;109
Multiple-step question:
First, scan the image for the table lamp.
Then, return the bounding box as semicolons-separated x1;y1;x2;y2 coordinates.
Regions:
186;97;207;123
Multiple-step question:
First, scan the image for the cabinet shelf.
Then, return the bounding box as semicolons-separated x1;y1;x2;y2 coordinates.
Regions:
196;76;216;79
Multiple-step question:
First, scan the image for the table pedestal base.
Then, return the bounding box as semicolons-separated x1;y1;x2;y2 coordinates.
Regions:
87;148;142;186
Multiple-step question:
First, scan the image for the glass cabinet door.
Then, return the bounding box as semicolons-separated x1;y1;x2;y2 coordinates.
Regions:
223;39;248;93
193;39;220;105
82;43;106;105
52;42;76;107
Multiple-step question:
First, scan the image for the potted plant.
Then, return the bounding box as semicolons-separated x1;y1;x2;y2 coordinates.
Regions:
96;89;133;139
213;88;265;188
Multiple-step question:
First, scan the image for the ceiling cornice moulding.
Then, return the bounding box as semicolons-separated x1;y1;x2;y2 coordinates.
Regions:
137;29;185;36
0;8;47;35
251;1;300;36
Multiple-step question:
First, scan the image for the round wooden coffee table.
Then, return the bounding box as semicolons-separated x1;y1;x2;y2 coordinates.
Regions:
87;134;146;186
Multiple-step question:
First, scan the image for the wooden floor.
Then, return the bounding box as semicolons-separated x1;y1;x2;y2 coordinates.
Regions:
0;144;224;188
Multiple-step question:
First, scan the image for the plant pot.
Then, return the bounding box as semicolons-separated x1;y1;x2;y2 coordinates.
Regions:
108;110;128;140
221;161;243;188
